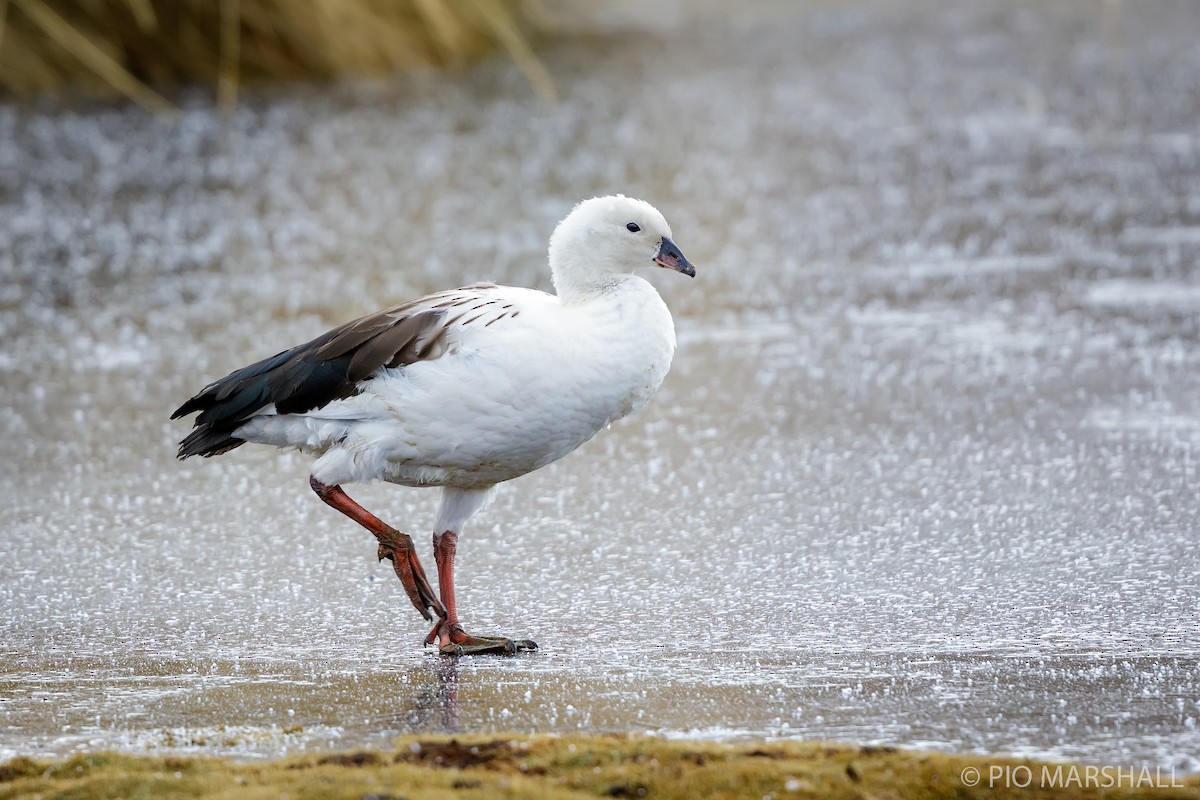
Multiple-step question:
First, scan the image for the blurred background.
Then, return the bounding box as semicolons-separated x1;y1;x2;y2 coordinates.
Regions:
2;0;1199;772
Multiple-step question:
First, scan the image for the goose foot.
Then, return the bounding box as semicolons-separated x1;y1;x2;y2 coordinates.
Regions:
425;621;538;655
376;529;446;622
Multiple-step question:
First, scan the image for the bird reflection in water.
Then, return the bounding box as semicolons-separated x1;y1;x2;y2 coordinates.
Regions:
380;657;462;734
430;657;461;730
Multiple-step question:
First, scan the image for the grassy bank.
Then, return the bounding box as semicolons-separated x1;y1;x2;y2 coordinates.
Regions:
0;0;551;108
2;734;1197;799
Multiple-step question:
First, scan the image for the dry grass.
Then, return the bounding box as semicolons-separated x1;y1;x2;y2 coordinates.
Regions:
0;0;553;110
1;734;1198;799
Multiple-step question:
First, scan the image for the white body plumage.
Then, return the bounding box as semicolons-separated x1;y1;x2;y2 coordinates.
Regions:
236;276;677;489
174;195;694;651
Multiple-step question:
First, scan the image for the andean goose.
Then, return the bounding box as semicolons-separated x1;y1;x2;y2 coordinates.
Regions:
172;195;694;654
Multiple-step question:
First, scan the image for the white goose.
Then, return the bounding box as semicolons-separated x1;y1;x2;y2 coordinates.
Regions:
173;195;694;654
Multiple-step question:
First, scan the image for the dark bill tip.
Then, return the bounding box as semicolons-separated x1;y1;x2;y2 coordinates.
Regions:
653;236;696;277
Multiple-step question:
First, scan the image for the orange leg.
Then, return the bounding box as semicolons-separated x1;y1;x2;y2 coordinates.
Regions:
424;529;538;655
310;477;445;623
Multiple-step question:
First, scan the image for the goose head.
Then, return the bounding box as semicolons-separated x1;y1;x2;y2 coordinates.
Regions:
548;195;694;302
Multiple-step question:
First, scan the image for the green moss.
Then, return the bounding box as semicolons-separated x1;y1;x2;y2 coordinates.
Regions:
1;735;1197;799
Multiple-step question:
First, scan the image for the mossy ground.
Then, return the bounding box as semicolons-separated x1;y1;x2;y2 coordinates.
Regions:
2;735;1197;799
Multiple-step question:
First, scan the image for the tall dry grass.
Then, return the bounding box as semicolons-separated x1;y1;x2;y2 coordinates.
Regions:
0;0;553;110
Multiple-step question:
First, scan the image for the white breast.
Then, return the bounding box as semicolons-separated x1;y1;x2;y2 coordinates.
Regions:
272;277;677;489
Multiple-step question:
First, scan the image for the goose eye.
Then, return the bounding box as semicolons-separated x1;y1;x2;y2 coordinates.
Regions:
626;222;641;233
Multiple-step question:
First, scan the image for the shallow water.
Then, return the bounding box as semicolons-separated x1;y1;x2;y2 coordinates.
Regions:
2;0;1199;772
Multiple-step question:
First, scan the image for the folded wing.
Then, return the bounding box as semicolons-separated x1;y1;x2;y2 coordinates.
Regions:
172;284;517;458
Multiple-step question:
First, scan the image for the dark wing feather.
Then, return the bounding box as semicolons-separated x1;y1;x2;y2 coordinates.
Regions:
346;313;443;381
172;303;452;459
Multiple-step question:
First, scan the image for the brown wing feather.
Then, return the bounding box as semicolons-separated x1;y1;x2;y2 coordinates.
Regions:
172;284;502;459
346;311;442;381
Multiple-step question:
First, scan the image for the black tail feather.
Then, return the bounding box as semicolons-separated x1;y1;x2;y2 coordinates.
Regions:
177;426;246;459
171;307;448;460
172;347;295;459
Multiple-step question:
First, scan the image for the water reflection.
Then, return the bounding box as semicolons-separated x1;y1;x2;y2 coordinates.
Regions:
401;657;462;734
